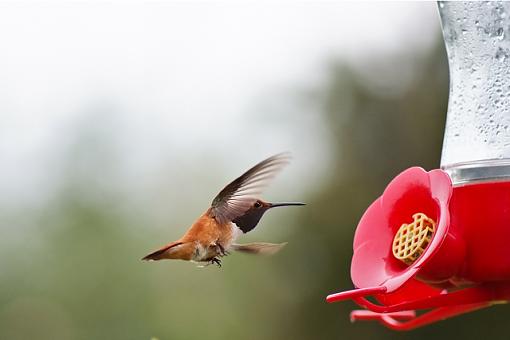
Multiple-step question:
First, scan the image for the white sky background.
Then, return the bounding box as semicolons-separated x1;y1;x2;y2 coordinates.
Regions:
0;1;441;217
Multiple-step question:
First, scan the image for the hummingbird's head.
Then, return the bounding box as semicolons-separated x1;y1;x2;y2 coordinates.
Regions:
232;199;305;233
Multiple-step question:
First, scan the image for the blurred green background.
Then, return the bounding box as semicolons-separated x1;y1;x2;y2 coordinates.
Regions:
2;2;510;340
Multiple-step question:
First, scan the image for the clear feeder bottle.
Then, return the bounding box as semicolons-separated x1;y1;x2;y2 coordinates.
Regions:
439;1;510;184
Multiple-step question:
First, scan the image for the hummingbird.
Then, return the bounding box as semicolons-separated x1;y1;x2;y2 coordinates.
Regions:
142;152;304;267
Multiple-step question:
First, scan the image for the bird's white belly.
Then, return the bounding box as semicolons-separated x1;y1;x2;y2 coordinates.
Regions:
192;242;210;262
230;223;243;245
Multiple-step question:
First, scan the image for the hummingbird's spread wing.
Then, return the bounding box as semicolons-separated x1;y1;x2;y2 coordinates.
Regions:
210;153;291;224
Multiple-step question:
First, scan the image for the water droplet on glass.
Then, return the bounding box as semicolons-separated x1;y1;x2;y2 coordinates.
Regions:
496;47;508;61
496;27;505;40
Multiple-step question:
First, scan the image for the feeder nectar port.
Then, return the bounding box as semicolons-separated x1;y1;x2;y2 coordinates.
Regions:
392;213;436;265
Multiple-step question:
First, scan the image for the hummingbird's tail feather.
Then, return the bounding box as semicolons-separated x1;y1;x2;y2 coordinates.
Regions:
142;241;183;261
231;242;287;255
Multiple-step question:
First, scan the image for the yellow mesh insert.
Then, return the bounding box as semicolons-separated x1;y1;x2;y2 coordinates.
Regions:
392;213;436;265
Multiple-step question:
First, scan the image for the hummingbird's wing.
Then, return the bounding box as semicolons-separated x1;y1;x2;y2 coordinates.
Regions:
231;242;287;255
210;152;291;224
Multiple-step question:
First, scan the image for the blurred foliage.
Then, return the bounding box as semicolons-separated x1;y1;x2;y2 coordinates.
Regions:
3;38;510;340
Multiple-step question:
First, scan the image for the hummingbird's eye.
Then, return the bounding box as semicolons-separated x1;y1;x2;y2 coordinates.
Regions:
254;201;262;208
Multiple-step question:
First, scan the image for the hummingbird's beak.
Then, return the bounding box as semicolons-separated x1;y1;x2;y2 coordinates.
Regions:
268;202;306;208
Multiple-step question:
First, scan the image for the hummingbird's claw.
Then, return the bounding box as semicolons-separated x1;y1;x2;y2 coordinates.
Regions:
219;245;230;257
211;257;222;267
213;242;229;257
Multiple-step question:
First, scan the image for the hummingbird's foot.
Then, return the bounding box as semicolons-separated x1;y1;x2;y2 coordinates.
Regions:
218;243;229;257
212;242;229;257
211;257;222;267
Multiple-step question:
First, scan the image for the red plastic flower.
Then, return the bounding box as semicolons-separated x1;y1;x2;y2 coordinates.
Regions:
351;167;453;293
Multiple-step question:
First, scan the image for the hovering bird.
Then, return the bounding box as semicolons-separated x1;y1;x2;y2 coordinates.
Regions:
142;152;304;267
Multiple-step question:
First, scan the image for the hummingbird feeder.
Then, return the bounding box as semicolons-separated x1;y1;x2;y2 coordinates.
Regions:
327;2;510;330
